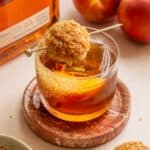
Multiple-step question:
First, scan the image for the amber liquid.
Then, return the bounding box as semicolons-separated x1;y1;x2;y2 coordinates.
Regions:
0;0;59;65
39;42;117;120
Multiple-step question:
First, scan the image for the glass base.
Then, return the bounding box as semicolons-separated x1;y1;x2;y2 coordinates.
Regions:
40;92;110;122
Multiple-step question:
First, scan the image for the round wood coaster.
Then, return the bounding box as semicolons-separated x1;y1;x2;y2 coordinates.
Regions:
23;78;130;148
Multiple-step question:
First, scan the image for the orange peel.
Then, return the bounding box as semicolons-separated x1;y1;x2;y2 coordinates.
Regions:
36;53;105;97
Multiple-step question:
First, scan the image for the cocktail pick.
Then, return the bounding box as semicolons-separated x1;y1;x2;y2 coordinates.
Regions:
88;24;122;35
24;47;47;57
24;24;122;57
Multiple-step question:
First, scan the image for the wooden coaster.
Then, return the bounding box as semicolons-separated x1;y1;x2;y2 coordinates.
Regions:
23;78;130;148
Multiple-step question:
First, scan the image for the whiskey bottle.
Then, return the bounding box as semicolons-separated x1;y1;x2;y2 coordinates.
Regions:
0;0;59;65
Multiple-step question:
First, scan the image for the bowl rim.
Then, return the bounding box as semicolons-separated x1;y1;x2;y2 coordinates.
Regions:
0;134;32;150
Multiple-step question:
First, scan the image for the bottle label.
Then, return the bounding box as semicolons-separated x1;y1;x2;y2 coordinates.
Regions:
0;6;50;48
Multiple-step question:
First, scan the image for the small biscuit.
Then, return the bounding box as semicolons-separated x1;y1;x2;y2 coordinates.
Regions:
115;141;150;150
45;20;90;65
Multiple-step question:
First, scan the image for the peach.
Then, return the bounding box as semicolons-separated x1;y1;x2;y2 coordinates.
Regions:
118;0;150;44
73;0;120;23
40;71;105;98
38;69;105;99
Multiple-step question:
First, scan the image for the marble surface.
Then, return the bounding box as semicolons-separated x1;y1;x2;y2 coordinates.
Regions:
0;0;150;150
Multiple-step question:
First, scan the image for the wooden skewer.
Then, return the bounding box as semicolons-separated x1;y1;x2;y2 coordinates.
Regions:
25;24;122;57
89;24;122;35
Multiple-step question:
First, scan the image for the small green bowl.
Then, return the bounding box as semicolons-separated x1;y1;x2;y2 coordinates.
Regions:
0;135;32;150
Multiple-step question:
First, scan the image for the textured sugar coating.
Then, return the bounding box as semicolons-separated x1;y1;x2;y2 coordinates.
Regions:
115;141;150;150
45;20;90;66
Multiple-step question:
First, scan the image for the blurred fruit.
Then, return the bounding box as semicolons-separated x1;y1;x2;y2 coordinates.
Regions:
73;0;121;23
118;0;150;44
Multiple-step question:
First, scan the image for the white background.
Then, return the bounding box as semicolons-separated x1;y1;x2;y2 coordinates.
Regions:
0;0;150;149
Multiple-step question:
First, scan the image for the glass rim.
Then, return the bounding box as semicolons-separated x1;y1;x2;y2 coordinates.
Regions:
86;26;119;78
35;27;119;79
